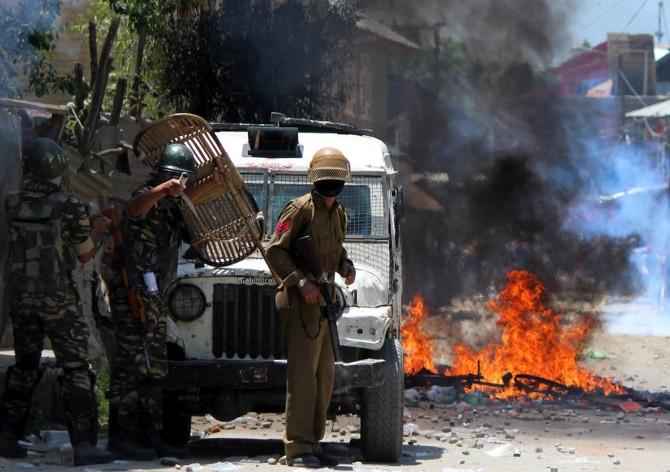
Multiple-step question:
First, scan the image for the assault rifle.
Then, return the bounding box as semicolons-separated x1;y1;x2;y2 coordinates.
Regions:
294;234;343;362
103;207;151;369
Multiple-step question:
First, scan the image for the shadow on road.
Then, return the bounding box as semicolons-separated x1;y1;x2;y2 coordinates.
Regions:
188;437;445;468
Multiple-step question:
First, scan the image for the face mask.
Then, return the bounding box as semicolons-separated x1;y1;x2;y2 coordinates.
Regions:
314;180;345;197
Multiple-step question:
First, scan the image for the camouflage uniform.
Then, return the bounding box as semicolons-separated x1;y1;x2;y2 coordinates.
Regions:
106;184;185;440
0;178;98;443
266;190;349;459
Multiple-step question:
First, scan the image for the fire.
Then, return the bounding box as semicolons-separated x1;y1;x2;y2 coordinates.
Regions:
401;295;437;374
403;271;624;397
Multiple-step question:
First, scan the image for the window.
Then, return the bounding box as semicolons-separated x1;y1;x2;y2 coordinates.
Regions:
270;184;372;236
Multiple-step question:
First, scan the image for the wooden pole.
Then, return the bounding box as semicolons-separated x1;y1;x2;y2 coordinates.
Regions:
79;16;120;154
110;77;127;126
131;26;147;121
73;63;84;144
88;20;98;86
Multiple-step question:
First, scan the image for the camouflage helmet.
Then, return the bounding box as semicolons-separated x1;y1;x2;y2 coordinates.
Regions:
24;138;68;180
157;143;196;175
309;147;352;183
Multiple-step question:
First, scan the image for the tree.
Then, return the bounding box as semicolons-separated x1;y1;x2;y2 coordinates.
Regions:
0;0;74;98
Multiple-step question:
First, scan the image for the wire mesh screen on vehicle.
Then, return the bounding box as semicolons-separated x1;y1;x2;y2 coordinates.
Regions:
345;241;391;296
269;174;387;238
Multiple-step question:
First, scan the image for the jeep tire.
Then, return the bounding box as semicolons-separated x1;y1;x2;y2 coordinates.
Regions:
360;338;404;462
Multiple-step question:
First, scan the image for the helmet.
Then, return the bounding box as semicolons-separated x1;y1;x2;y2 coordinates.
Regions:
24;138;68;180
157;144;196;175
308;147;352;183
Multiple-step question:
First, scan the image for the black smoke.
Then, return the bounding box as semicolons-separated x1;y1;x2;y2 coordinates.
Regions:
368;0;642;306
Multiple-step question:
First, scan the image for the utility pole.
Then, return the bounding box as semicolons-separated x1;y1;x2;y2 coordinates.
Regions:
657;0;665;43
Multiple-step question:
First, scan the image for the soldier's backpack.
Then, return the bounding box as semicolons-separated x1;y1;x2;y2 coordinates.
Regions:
6;191;76;294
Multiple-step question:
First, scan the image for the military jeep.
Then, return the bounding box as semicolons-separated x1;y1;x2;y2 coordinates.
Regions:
162;117;404;462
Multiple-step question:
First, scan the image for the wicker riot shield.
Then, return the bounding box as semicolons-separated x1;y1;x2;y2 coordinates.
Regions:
133;113;268;268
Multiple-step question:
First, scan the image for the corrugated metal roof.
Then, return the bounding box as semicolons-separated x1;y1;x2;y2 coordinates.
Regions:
356;16;419;50
626;98;670;118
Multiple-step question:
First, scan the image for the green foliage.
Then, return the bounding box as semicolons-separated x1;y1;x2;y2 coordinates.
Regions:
108;0;203;33
67;0;167;119
0;0;75;97
94;363;110;427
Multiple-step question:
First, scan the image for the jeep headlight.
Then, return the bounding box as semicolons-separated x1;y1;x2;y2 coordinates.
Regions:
168;284;206;321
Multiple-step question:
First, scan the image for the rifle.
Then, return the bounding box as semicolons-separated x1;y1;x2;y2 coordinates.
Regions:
294;234;342;362
103;207;151;370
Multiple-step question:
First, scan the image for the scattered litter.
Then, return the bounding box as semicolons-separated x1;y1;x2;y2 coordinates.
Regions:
484;444;512;458
463;392;486;405
617;400;643;413
233;416;256;424
205;414;225;425
583;350;614;360
208;462;241;472
556;446;576;454
403;423;420;436
404;388;420;406
426;385;457;404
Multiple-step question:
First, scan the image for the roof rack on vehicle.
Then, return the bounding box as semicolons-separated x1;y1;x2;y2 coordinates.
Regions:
210;112;374;137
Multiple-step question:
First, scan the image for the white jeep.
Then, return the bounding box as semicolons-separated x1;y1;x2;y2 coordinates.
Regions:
162;117;404;462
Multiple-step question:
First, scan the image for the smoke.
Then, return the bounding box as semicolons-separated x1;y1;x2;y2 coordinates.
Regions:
377;1;651;323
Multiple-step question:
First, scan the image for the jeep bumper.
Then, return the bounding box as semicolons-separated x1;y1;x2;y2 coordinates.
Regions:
165;358;386;393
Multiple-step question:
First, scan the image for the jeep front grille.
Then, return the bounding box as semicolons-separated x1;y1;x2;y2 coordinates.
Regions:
212;284;283;359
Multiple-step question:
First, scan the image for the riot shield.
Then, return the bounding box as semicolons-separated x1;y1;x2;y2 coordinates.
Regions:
133;114;269;269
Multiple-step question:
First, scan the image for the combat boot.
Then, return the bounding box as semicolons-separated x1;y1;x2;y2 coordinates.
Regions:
108;434;157;461
0;432;26;458
72;441;116;466
107;406;156;460
145;427;188;458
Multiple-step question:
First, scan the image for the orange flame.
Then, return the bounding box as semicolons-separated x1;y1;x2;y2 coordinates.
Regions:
402;271;624;397
401;295;437;374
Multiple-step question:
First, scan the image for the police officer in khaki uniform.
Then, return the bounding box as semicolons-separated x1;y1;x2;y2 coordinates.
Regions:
266;148;356;468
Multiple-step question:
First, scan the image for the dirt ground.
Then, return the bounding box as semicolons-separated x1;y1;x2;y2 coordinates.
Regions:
2;301;670;472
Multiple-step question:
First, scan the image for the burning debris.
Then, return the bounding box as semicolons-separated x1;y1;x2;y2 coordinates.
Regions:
402;296;437;375
403;270;625;399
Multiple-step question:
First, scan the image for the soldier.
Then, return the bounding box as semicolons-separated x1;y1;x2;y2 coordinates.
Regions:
0;138;115;465
107;143;223;459
266;148;356;468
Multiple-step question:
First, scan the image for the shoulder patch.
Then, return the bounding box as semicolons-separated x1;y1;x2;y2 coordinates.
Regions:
275;218;291;236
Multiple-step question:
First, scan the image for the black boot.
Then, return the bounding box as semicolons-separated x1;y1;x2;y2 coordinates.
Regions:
108;434;157;461
0;431;26;459
145;427;188;458
0;365;42;459
72;441;116;466
107;405;156;460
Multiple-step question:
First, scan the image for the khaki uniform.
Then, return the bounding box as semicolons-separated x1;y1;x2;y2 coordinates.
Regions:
266;190;349;458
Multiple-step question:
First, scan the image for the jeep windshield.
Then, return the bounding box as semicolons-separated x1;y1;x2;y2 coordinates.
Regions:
243;173;387;239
